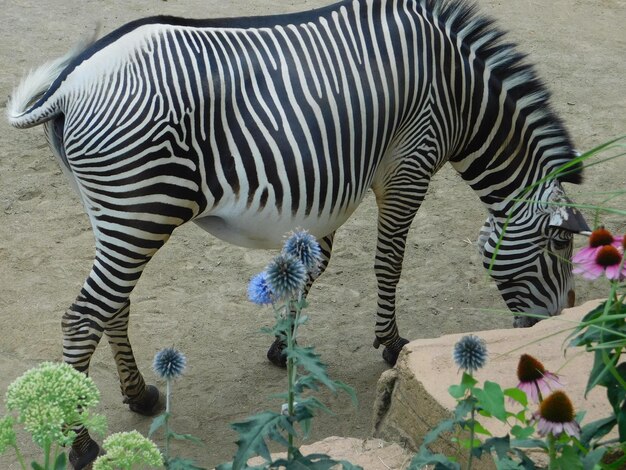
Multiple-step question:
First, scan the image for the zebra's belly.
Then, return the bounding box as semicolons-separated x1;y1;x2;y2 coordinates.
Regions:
192;209;355;249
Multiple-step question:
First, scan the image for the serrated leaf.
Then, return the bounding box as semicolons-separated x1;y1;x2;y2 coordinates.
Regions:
473;382;506;421
149;412;170;437
230;411;286;469
286;347;335;391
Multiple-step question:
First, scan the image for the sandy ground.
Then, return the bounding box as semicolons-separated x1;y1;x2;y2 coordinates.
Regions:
0;0;624;468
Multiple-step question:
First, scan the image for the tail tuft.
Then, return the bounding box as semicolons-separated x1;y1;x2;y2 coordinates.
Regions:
7;27;100;128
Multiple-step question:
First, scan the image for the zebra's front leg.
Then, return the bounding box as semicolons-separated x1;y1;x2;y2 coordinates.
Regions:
105;301;162;415
266;232;335;367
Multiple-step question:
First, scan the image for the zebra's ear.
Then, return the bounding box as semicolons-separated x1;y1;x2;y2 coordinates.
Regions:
547;195;590;234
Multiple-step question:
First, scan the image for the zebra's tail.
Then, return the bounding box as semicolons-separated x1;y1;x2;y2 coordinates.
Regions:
7;27;99;129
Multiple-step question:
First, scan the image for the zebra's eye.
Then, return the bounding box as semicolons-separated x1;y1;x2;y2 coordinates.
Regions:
550;232;572;251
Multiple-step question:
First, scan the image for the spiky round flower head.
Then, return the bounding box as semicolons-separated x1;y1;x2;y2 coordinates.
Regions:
265;253;307;301
515;354;562;403
153;347;186;380
92;430;163;470
533;390;581;439
283;230;322;273
0;416;17;454
453;335;488;373
248;271;274;305
5;362;101;448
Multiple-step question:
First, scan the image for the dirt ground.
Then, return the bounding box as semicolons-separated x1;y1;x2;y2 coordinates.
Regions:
0;0;624;468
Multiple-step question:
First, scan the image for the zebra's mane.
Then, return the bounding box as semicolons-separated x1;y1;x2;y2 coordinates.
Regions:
422;0;582;184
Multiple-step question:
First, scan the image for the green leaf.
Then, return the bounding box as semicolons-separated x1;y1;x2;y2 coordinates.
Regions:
579;415;616;448
477;435;510;460
470;420;492;436
230;411;286;469
421;418;457;448
449;373;478;399
473;382;506;421
167;430;204;445
148;412;169;437
408;449;460;470
53;453;67;470
510;438;548;450
555;445;583;470
286;347;336;391
581;447;608;470
495;457;525;470
510;425;534;440
272;452;362;470
30;463;44;470
504;388;528;407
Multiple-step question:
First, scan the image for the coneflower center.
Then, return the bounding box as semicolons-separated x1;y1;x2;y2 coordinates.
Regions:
596;245;621;267
539;391;575;423
517;354;546;382
589;228;614;247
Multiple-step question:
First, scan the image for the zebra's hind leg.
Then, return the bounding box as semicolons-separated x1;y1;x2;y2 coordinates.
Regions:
105;301;162;415
373;166;431;366
64;238;171;467
266;232;335;367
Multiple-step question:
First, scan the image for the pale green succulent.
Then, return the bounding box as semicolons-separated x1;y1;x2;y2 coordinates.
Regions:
93;430;163;470
5;362;104;447
0;416;17;454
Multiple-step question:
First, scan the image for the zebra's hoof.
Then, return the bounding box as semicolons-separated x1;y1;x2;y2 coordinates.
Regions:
69;439;102;470
267;338;287;368
382;337;410;366
126;385;163;416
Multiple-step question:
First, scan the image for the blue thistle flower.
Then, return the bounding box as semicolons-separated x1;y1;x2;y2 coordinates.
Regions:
283;230;322;272
153;347;186;380
266;253;307;301
453;335;487;373
248;271;273;305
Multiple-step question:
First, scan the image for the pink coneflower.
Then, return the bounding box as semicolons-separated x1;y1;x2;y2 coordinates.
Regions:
515;354;562;403
533;391;581;439
572;228;625;281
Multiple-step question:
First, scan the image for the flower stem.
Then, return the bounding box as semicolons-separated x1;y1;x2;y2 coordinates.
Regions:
547;433;557;470
466;397;476;470
287;301;298;460
165;380;172;463
12;444;26;470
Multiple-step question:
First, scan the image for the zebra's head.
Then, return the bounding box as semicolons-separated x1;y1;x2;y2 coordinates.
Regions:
477;179;589;327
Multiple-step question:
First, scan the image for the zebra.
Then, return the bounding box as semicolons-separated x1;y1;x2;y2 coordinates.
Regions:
8;0;589;466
